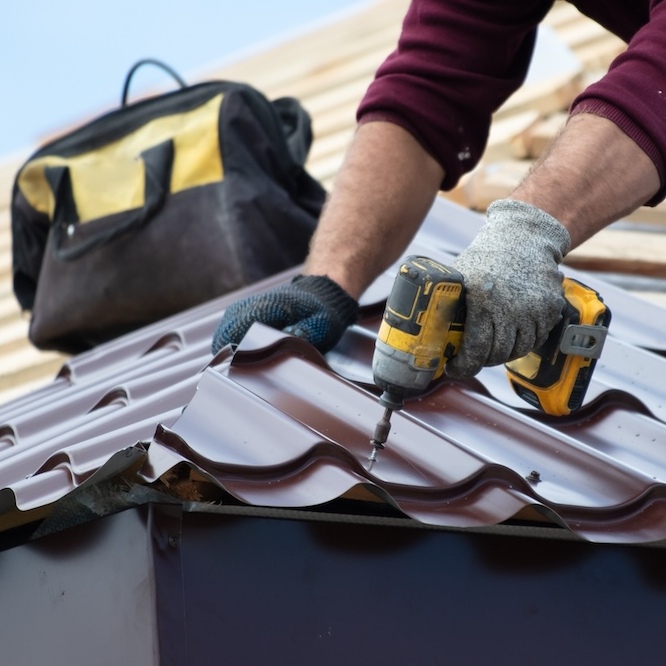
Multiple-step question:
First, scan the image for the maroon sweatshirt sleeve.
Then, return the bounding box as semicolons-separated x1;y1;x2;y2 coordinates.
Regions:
571;1;666;205
357;0;554;191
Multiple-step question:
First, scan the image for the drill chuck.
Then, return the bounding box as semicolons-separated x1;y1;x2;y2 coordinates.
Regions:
372;339;438;406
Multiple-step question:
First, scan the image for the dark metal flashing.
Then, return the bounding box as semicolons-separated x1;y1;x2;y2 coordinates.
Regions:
4;503;665;666
177;507;666;666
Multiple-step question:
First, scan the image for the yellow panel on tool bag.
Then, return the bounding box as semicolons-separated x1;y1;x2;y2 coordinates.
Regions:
17;93;224;223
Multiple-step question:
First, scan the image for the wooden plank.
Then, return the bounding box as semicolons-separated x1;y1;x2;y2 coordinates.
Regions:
565;229;666;276
0;299;24;326
449;159;531;211
197;1;406;96
543;3;625;70
298;76;373;120
494;70;584;122
543;1;588;31
310;100;360;140
625;203;666;226
0;317;30;351
308;153;346;191
0;154;25;211
0;358;64;406
0;210;11;249
554;15;619;52
308;127;355;166
229;26;398;103
483;110;540;162
572;34;626;71
510;111;567;159
0;345;65;394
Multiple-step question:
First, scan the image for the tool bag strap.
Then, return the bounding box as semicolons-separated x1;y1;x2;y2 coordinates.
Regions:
120;58;187;107
44;139;174;261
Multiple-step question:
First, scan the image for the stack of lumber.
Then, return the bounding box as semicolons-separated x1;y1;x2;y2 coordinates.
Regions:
0;0;663;403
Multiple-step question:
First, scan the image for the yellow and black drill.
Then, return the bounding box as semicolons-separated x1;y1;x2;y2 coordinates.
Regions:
369;255;611;463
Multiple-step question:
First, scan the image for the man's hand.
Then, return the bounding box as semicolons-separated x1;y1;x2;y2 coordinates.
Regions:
446;199;571;379
211;274;358;355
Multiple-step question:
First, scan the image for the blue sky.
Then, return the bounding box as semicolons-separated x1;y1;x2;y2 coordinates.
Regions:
1;0;367;157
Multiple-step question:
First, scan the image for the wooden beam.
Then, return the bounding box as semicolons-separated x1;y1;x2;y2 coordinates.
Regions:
447;160;531;211
565;229;666;276
510;111;567;159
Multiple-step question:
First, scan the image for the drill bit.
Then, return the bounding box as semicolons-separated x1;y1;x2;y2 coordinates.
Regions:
368;406;393;466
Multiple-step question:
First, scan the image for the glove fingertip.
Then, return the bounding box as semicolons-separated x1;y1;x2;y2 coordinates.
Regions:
211;312;250;354
211;322;234;354
211;327;227;355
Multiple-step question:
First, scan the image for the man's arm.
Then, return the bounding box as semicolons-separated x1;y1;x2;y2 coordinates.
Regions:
211;0;549;356
445;111;661;378
510;112;660;248
212;1;666;365
305;110;661;305
211;121;444;356
303;121;444;300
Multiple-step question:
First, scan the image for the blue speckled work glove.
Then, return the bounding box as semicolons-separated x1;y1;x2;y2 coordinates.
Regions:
211;274;359;354
446;199;571;379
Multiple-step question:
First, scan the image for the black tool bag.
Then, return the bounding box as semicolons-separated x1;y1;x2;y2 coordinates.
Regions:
11;59;326;353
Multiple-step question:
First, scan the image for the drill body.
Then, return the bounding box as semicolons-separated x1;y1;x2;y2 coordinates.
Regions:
372;256;466;410
369;257;465;459
369;255;610;462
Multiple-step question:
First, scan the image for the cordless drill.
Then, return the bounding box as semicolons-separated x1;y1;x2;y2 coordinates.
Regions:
369;255;610;463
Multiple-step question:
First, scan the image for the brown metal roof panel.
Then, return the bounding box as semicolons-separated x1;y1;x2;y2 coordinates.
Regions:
0;307;222;520
0;298;647;536
144;373;528;530
139;325;666;544
2;198;666;544
589;339;666;422
0;348;205;444
0;402;175;498
59;331;205;385
0;356;208;517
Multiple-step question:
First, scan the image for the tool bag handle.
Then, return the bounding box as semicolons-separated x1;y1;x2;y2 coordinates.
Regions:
120;58;187;107
44;139;174;261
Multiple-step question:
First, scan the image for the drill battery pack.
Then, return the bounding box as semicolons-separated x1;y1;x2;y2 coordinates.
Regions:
505;278;611;416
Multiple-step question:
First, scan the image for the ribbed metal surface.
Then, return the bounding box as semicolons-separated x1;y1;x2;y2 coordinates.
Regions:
1;197;666;545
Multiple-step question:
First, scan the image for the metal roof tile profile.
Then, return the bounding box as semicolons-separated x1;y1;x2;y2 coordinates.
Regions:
2;196;666;546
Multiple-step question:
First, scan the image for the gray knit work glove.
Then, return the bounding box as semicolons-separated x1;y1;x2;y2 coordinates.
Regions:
211;275;359;355
446;199;571;379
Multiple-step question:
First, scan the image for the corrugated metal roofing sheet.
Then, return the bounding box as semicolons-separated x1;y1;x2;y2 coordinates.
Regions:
2;196;666;545
3;0;666;553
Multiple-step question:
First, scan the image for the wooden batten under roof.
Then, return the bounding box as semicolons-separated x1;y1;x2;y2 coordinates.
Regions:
1;0;665;404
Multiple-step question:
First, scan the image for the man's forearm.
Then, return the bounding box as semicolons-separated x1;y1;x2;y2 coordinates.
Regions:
304;121;445;299
510;112;660;248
